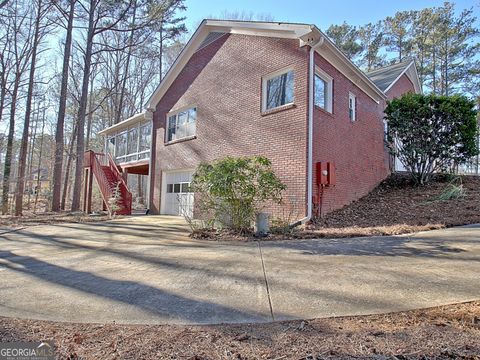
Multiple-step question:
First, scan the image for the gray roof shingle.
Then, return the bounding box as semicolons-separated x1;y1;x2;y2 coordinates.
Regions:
366;60;412;92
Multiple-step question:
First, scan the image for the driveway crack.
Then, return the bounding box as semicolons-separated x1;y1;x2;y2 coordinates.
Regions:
257;240;274;321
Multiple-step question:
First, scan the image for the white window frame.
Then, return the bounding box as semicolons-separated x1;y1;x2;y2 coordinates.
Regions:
349;92;357;122
166;106;197;143
108;120;151;164
262;67;295;112
314;67;333;113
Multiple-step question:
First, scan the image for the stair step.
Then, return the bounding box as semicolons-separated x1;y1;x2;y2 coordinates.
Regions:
90;157;132;215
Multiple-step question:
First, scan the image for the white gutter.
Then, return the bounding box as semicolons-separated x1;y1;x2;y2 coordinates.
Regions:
98;112;145;135
299;36;324;225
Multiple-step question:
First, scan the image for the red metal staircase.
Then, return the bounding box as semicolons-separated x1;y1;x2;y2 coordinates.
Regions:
83;150;132;215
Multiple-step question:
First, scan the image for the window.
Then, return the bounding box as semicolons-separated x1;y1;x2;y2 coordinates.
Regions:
314;68;333;113
138;121;152;160
116;131;127;161
126;127;138;162
167;107;197;142
106;136;115;156
349;93;356;121
166;182;191;193
139;122;151;152
263;69;294;111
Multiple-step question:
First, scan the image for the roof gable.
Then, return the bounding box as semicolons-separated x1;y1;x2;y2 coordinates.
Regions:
367;60;422;94
145;20;387;111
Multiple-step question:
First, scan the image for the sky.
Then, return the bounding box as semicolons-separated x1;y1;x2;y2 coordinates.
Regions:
184;0;480;32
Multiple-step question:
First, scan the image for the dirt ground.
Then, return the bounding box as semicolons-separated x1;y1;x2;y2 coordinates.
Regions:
0;301;478;359
315;174;480;229
0;211;114;228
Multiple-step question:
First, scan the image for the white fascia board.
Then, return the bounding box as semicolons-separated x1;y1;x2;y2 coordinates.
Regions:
383;61;412;94
98;112;146;136
145;21;318;111
145;20;210;111
407;61;423;94
145;20;385;112
313;28;386;102
204;20;314;38
384;60;422;95
316;45;386;102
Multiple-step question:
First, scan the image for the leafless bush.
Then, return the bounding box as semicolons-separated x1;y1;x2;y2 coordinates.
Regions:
270;195;302;237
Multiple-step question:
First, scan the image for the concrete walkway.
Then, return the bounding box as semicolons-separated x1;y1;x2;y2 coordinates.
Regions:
0;216;479;325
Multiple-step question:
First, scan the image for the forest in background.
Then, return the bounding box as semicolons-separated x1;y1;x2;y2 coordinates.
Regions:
0;0;478;216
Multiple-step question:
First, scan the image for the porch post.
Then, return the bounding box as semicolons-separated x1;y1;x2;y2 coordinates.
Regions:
83;167;93;214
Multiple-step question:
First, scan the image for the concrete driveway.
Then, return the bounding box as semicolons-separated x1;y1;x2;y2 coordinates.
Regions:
0;216;479;325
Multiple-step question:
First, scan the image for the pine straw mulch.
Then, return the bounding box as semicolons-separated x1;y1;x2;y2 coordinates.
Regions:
315;174;480;229
192;174;480;241
0;211;114;229
0;301;479;359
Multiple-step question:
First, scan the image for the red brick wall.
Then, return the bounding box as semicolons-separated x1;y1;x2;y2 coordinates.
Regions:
150;34;310;218
386;73;415;100
149;33;417;220
312;53;389;215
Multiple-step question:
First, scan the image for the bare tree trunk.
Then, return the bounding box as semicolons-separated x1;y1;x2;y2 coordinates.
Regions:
432;46;437;94
115;0;137;124
85;70;95;150
15;0;43;216
1;76;20;214
71;0;95;211
159;25;163;82
0;72;6;126
26;103;39;208
61;123;77;210
33;105;46;213
444;37;449;97
51;0;75;212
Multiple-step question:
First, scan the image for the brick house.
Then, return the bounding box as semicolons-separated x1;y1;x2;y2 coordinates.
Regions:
95;20;421;221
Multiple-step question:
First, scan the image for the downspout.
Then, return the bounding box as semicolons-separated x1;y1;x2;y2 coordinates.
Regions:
299;36;324;225
145;109;154;212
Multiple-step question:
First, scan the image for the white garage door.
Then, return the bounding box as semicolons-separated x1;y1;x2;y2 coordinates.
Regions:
163;170;194;217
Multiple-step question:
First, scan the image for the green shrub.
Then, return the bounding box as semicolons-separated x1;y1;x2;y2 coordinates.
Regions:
191;156;286;233
385;93;478;185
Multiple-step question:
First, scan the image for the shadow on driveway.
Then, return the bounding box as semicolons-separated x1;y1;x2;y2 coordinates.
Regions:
0;250;276;324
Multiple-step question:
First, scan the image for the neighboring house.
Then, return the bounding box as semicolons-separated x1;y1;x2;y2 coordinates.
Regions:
27;168;51;195
94;20;421;220
2;168;51;196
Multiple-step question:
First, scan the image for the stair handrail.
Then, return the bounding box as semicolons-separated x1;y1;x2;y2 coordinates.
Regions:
106;152;129;191
106;152;132;214
88;151;113;214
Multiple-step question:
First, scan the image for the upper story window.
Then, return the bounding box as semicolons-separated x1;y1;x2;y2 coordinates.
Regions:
314;68;333;113
349;93;357;121
167;107;197;142
262;69;294;111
